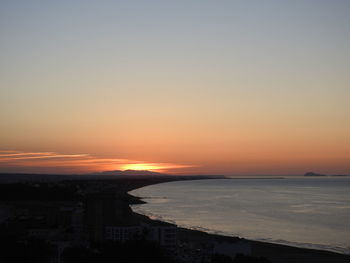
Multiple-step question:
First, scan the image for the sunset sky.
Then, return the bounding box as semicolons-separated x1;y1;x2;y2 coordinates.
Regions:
1;1;349;175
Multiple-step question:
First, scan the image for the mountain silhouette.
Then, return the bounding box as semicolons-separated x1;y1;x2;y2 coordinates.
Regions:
304;172;326;176
89;169;168;176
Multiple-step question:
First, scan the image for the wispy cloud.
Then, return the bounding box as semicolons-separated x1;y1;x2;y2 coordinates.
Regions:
0;150;198;174
0;150;21;153
0;152;89;161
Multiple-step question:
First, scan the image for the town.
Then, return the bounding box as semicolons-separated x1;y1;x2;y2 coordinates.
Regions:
0;176;259;263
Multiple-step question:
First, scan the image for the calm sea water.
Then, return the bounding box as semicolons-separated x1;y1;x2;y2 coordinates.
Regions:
130;177;350;254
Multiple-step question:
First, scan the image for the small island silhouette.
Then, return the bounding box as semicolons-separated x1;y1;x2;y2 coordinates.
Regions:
304;172;349;177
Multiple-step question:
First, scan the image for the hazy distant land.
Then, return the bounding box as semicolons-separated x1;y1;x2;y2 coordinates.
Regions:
1;170;349;184
304;172;350;177
0;170;226;183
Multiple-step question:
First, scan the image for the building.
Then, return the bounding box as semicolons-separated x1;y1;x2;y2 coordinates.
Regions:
212;240;251;257
85;193;133;242
105;224;178;250
145;225;177;249
105;226;142;242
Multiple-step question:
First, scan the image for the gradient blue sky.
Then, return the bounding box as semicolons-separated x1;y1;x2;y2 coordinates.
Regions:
1;1;349;174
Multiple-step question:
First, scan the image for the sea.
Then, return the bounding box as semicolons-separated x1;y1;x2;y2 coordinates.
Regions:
130;177;350;254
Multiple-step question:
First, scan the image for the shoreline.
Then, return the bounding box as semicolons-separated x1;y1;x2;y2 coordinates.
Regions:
126;178;350;263
130;207;347;255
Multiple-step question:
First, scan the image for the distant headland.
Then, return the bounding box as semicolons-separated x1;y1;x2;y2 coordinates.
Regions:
304;172;349;177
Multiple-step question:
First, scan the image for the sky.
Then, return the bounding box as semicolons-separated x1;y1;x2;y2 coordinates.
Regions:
0;0;349;175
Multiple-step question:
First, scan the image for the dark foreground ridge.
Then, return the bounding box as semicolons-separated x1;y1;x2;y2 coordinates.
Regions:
0;174;349;263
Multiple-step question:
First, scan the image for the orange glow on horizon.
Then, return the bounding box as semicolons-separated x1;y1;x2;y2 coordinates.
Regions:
121;163;163;171
0;150;199;174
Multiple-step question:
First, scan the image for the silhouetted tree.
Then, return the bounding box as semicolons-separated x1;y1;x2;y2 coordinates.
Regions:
0;233;51;263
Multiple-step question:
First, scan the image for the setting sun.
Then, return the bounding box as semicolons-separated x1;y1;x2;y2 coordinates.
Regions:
121;163;162;171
